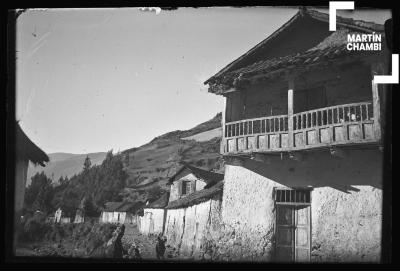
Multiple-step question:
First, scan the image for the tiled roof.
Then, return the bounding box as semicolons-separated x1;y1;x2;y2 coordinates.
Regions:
118;201;145;212
306;9;384;32
166;181;223;209
103;201;144;212
167;162;224;186
205;8;385;93
145;192;170;209
103;202;125;212
209;29;377;94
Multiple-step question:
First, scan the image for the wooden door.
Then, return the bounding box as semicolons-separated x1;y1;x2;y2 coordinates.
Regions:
276;205;311;262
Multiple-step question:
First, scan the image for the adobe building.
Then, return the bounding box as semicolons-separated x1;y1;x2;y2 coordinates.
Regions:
74;208;85;224
139;193;169;235
203;8;388;262
167;163;224;202
163;164;224;259
100;202;143;224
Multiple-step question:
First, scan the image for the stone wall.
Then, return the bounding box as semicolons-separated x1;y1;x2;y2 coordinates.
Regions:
217;148;382;262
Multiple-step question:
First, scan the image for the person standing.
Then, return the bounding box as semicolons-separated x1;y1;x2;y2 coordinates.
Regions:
155;234;167;260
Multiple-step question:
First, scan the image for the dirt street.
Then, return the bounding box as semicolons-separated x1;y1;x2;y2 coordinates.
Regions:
121;223;178;261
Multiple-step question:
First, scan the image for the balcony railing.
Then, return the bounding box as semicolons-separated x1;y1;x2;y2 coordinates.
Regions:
222;101;379;155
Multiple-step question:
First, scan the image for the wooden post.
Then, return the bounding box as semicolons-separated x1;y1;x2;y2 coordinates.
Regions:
221;95;227;154
371;63;383;141
288;79;295;149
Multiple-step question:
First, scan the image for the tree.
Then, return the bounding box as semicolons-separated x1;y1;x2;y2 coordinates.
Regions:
83;155;92;171
80;195;98;217
58;175;69;186
24;172;53;213
42;150;129;216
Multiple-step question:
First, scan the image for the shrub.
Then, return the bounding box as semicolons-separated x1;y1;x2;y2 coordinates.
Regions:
75;223;117;255
18;212;51;243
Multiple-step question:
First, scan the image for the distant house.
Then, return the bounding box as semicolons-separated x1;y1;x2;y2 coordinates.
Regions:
74;208;85;224
138;193;169;235
138;164;224;237
167;163;224;202
15;122;49;214
60;217;71;224
164;180;224;259
100;201;144;224
54;207;62;223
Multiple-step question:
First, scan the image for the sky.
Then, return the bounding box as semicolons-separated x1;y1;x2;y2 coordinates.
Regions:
16;7;391;154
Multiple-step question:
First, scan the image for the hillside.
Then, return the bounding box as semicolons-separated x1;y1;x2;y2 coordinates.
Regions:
27;152;107;185
26;112;223;198
121;112;224;192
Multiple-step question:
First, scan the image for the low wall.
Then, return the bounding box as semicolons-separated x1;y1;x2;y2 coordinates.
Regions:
100;212;127;224
164;196;222;259
74;215;84;224
139;208;165;235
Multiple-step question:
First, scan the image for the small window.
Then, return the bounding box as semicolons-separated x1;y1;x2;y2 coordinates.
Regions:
275;188;311;205
181;181;191;195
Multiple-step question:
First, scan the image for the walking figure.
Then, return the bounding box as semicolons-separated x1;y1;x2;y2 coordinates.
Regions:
127;243;142;260
155;234;167;260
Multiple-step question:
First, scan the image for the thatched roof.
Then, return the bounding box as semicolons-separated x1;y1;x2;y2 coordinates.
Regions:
166;181;223;209
16;122;49;166
204;8;385;94
167;162;224;186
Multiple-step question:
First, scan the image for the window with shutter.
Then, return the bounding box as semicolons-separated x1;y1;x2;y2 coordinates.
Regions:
191;180;196;193
178;180;182;196
181;180;191;196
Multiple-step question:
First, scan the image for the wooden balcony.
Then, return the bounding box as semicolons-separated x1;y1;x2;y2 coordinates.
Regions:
221;101;381;155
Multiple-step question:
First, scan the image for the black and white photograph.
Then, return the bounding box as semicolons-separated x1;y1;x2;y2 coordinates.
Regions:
5;4;394;263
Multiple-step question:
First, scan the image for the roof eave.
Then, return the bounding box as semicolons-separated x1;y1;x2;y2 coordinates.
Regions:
204;8;385;87
16;123;49;166
204;8;305;85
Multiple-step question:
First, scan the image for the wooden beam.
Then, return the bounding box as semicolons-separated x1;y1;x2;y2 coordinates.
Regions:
371;62;383;142
221;96;227;154
288;78;295;149
330;147;347;158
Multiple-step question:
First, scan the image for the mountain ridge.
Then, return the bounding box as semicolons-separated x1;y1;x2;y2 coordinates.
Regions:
27;112;223;188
